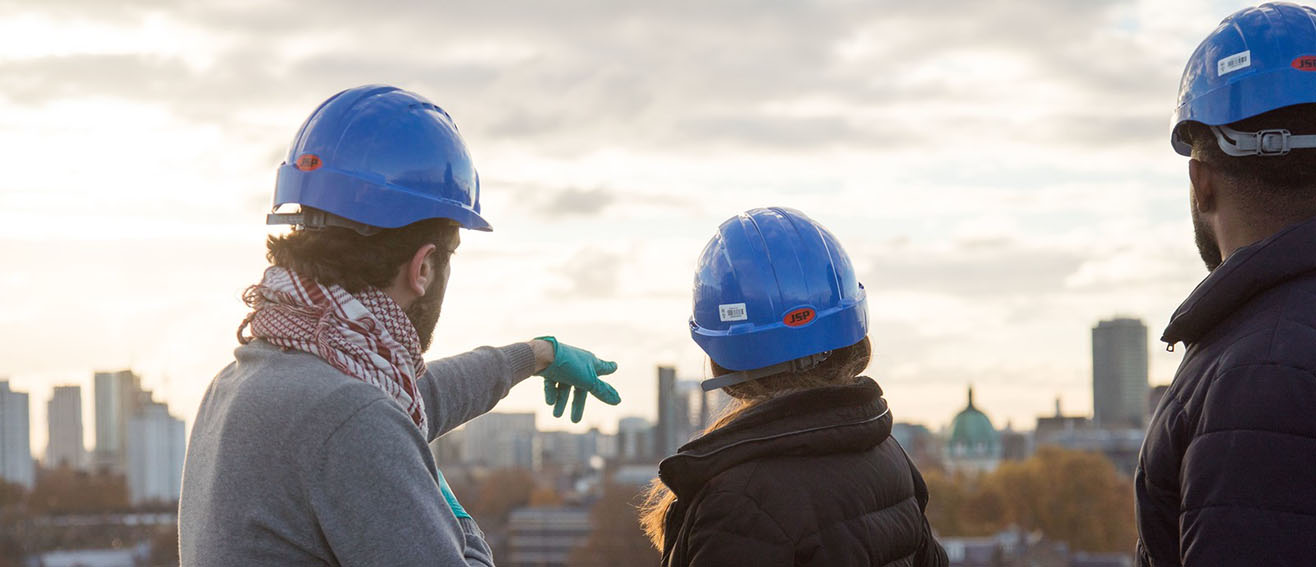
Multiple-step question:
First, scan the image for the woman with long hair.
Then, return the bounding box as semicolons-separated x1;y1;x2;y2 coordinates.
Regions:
641;207;947;567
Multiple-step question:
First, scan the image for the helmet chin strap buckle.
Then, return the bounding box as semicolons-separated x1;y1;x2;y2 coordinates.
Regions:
1211;125;1316;157
266;207;382;236
700;351;832;392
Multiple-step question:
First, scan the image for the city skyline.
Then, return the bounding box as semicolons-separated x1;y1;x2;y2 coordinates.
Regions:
4;315;1158;464
7;313;1163;460
0;373;186;504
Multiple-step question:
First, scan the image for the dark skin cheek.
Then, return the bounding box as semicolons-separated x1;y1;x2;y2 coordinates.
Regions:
1192;207;1223;272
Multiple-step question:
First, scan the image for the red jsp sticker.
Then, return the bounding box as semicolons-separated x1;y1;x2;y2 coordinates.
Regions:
295;154;323;171
783;307;816;327
1292;56;1316;71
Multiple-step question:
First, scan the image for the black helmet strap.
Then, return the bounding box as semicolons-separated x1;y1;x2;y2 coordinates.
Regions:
699;350;832;392
267;206;383;236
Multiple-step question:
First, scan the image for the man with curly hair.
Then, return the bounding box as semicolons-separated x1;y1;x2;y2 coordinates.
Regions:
179;85;622;566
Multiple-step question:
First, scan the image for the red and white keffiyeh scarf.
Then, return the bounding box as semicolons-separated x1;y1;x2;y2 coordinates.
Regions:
237;266;428;433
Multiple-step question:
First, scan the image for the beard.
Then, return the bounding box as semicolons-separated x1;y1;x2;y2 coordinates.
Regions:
404;275;446;352
1192;205;1224;272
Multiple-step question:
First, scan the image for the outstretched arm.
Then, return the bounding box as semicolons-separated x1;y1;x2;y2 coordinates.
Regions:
421;339;622;440
420;343;540;441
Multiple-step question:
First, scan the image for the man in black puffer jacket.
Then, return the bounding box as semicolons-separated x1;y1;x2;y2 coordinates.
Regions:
658;378;945;567
1138;4;1316;566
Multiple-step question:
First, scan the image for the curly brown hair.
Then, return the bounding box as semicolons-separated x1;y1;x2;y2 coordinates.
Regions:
266;218;459;293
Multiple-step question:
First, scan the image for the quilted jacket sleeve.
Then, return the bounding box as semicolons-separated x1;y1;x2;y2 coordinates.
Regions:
1180;363;1316;566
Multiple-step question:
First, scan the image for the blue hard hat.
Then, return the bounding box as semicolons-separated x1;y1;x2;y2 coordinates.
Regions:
690;207;868;390
1171;2;1316;156
269;84;491;231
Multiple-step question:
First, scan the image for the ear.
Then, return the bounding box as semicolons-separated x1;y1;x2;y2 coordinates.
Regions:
1188;158;1216;214
405;243;438;296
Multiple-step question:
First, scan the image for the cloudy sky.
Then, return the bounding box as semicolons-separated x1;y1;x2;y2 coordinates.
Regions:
0;0;1261;456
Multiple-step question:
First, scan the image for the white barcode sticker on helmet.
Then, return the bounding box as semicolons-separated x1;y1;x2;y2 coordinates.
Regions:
719;303;748;322
1218;50;1251;76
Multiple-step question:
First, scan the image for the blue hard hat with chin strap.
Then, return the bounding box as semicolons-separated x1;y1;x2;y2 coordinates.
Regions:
691;207;868;392
1172;2;1316;157
268;84;491;233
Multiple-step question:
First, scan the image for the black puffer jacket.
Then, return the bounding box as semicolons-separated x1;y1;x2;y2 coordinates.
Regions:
657;378;947;567
1137;218;1316;567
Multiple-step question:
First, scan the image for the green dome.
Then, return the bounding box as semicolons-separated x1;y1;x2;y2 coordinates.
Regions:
948;387;999;454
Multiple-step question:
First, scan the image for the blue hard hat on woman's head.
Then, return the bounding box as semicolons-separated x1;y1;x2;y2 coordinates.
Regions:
1172;2;1316;156
268;84;491;232
690;207;868;391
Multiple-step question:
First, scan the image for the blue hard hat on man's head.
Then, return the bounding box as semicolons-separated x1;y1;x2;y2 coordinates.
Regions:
1172;2;1316;157
269;85;491;232
690;207;869;392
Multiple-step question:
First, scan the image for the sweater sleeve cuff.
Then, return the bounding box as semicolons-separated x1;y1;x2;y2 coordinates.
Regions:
458;516;495;566
499;342;538;383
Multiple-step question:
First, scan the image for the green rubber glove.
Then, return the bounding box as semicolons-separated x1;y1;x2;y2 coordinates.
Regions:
436;468;470;519
535;336;622;423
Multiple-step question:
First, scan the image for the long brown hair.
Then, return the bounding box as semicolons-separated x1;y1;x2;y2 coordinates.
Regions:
637;336;873;549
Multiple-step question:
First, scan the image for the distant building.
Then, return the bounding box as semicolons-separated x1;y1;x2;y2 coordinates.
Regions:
940;528;1065;566
656;366;680;457
940;527;1132;566
46;385;85;470
611;464;658;487
463;412;537;469
1032;397;1146;473
505;506;591;567
1036;400;1142;475
125;401;186;505
93;369;146;473
1038;426;1144;476
26;545;151;567
1071;552;1136;567
0;381;33;489
1092;318;1149;429
891;422;940;468
1000;423;1032;461
538;429;603;471
946;386;1001;473
657;367;714;459
1035;398;1092;442
591;428;618;462
617;417;653;462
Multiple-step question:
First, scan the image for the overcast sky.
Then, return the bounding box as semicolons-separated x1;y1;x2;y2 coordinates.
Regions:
0;0;1261;456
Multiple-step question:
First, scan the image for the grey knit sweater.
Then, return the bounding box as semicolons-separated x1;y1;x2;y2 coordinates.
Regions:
179;339;537;566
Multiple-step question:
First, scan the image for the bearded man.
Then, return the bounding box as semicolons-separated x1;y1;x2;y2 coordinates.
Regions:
1137;4;1316;566
178;85;621;566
